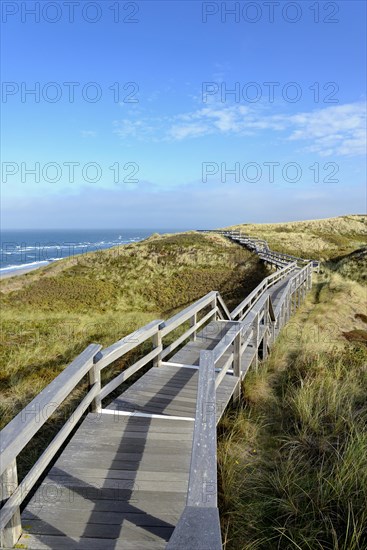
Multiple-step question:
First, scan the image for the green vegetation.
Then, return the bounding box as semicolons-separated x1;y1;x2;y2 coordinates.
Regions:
1;215;366;546
218;250;367;549
0;231;266;478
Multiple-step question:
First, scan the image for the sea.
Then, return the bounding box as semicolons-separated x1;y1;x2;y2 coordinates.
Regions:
0;229;184;276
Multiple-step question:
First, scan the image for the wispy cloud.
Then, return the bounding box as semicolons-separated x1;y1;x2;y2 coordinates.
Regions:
287;103;366;156
167;102;366;156
113;101;366;157
113;117;164;140
81;130;97;138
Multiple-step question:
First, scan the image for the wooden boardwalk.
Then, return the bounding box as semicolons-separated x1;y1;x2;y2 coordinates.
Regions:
0;231;316;549
20;415;192;549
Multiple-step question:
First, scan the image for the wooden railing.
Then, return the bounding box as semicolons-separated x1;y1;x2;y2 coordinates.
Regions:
167;286;293;548
0;230;317;548
166;349;222;549
0;292;222;547
231;261;298;321
0;344;102;548
166;232;316;549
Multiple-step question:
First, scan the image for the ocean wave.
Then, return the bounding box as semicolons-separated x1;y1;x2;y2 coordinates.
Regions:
0;241;130;252
1;243;95;251
0;235;146;271
0;261;51;272
0;258;65;273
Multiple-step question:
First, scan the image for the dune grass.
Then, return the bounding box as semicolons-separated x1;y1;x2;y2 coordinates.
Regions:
225;214;367;260
1;216;366;543
0;231;267;478
218;257;367;549
326;247;367;285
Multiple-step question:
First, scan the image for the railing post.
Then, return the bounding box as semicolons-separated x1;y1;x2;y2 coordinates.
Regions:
284;293;289;322
271;313;276;343
284;299;288;323
308;263;313;290
190;312;197;341
212;294;218;321
0;460;21;548
152;326;162;368
281;302;286;328
295;285;299;312
290;285;296;314
288;291;292;320
233;332;242;402
262;299;269;359
302;278;307;301
89;353;102;413
253;313;260;368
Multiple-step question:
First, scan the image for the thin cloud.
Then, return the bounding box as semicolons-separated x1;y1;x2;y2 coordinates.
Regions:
287;103;366;156
113;102;366;157
81;130;97;138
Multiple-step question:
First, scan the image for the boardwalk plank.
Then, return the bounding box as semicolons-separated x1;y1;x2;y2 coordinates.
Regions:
21;518;174;540
41;475;188;493
16;534;167;549
48;469;189;482
23;509;180;527
26;491;187;514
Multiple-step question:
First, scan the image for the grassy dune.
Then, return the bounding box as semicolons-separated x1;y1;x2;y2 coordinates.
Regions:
1;216;366;545
218;246;367;549
326;246;367;285
0;231;266;477
225;214;367;260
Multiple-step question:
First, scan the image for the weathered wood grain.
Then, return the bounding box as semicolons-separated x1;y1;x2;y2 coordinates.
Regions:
97;319;163;371
0;460;21;548
166;506;222;550
187;350;218;508
160;291;217;337
0;344;101;476
0;384;100;533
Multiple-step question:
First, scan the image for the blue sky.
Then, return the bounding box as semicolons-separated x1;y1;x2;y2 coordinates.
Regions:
1;0;366;228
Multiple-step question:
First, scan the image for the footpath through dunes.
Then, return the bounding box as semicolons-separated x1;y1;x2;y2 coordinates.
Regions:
0;231;318;549
0;232;266;432
225;214;367;260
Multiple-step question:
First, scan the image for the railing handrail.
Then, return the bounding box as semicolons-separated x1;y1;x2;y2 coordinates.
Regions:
97;319;163;371
212;322;243;364
273;261;312;317
0;343;101;477
0;292;222;540
170;287;276;548
187;350;218;507
0;293;219;469
167;349;222;549
160;291;217;337
231;261;297;320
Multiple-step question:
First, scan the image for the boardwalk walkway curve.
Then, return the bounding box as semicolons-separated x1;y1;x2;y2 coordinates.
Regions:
0;231;319;549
